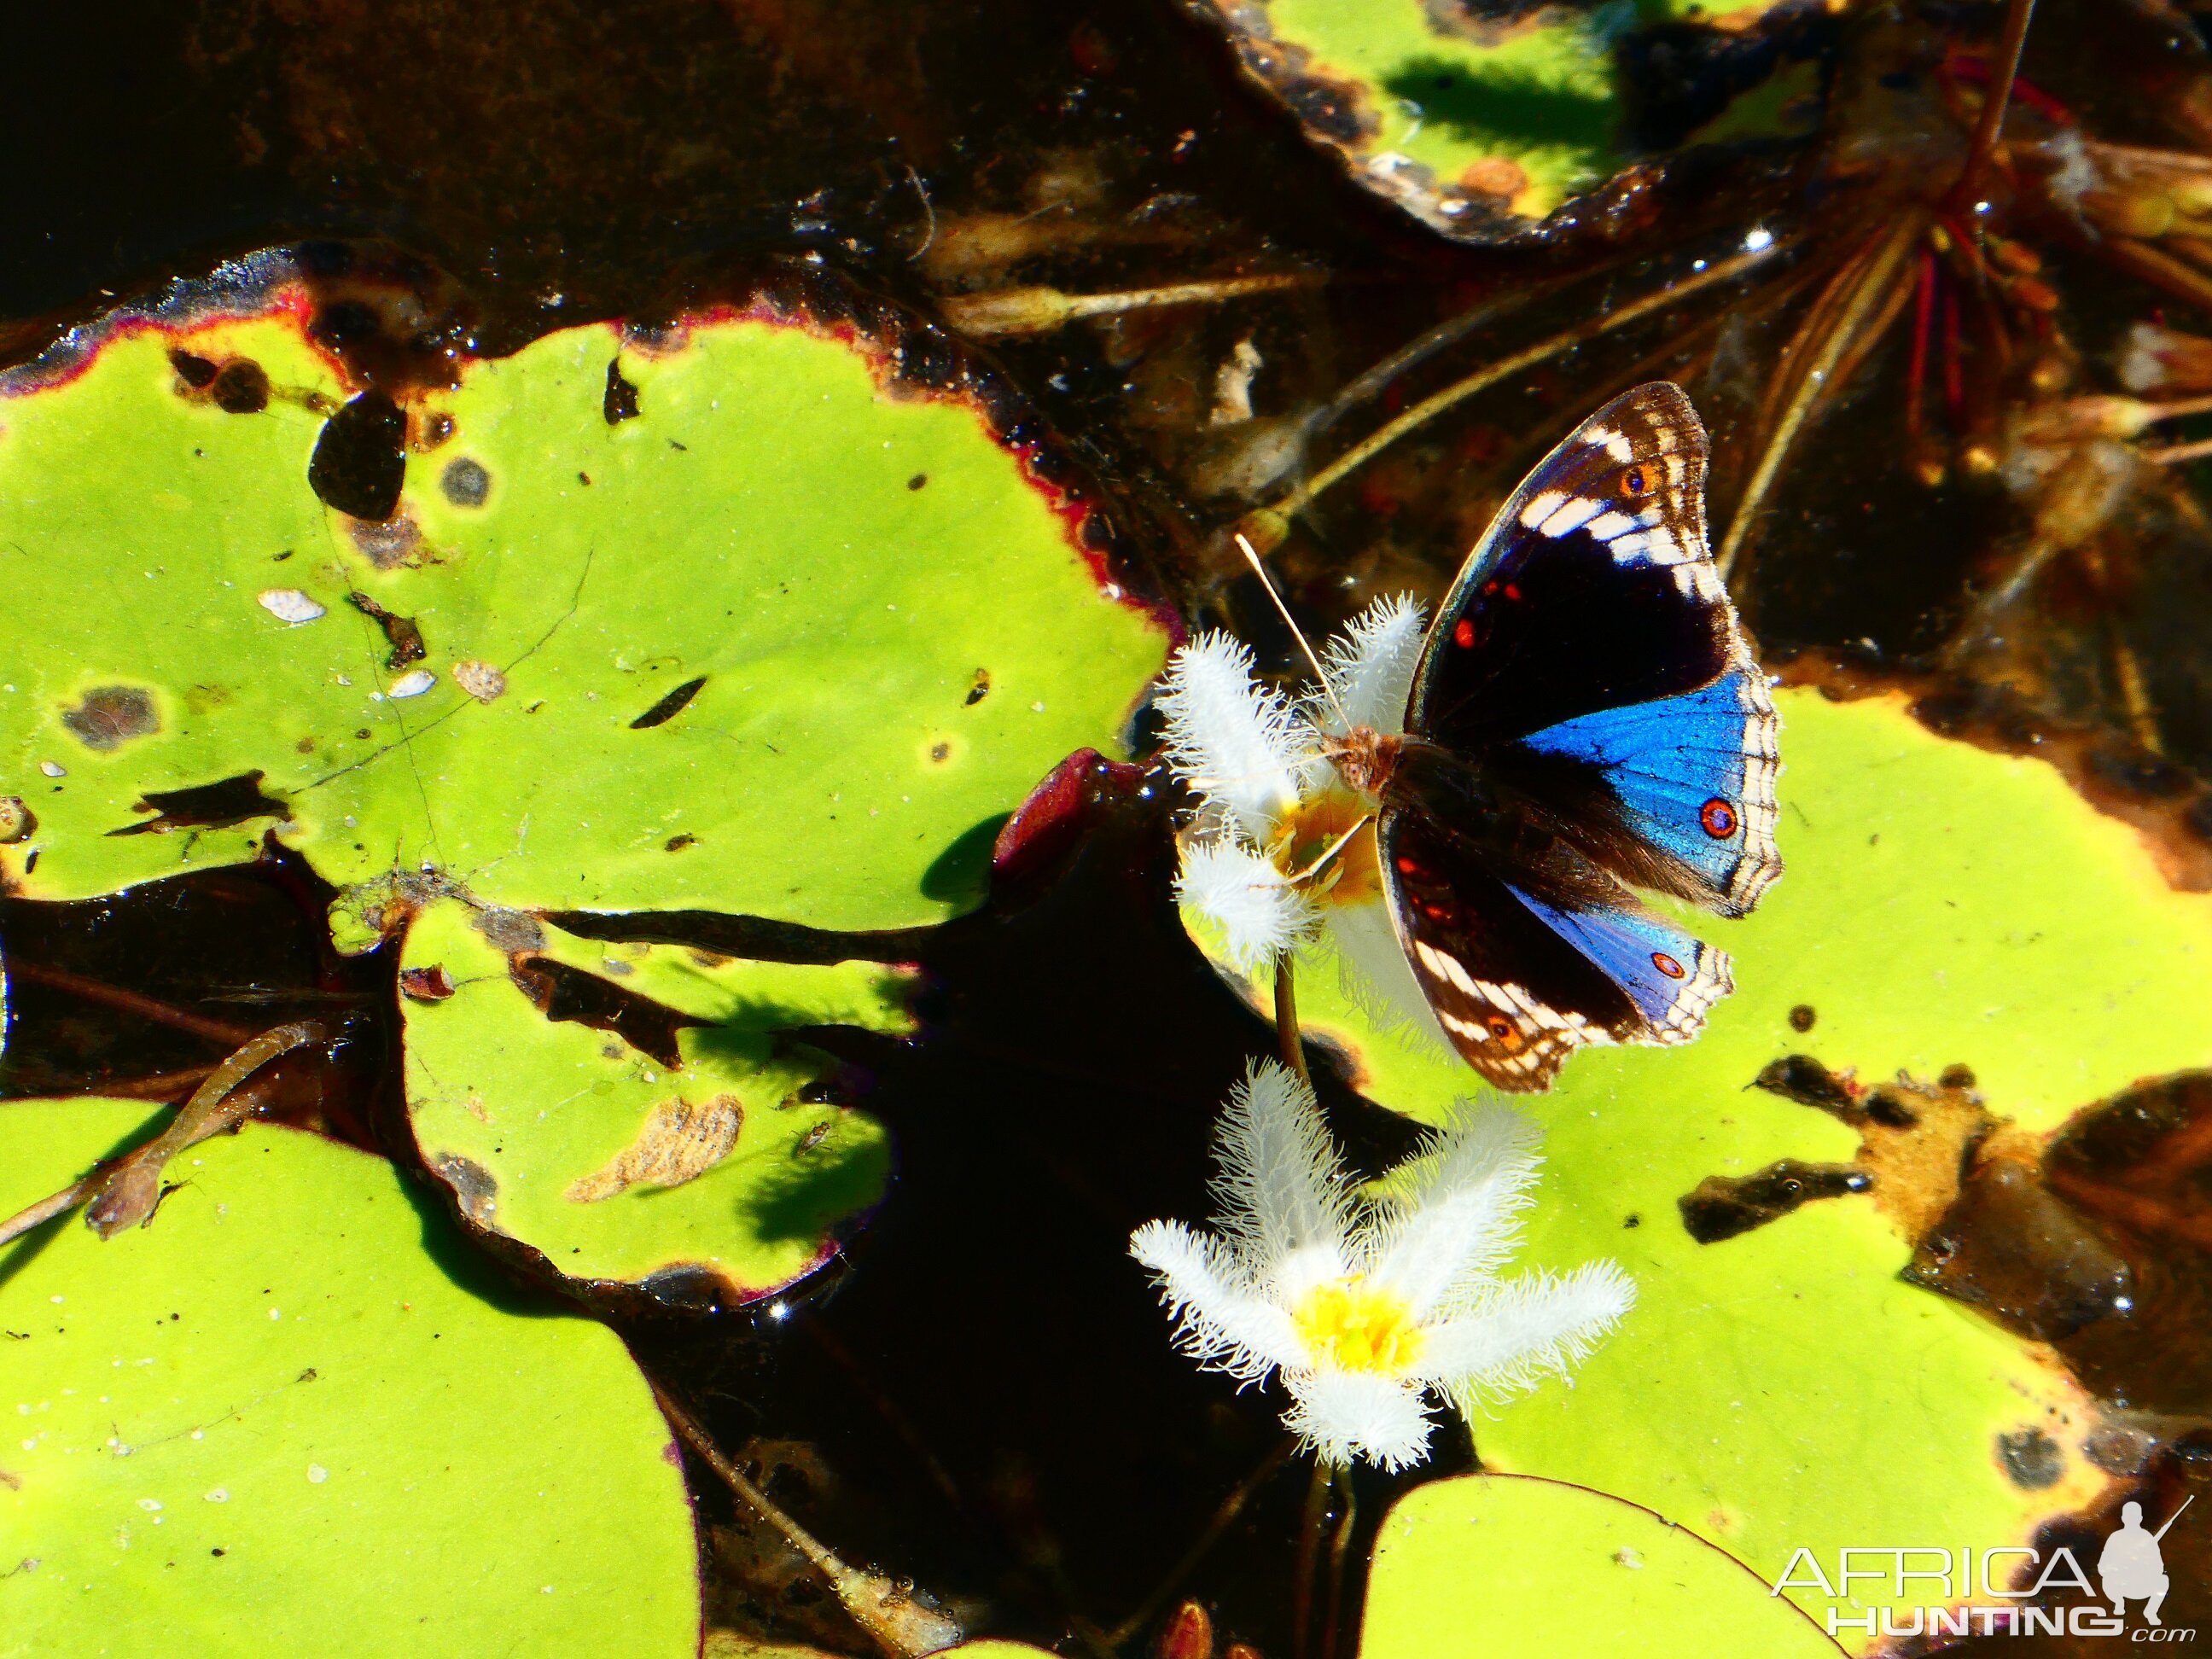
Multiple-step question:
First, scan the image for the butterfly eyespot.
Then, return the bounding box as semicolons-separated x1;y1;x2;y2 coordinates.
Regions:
1484;1016;1522;1050
1620;466;1648;496
1652;952;1686;980
1699;797;1738;838
1452;618;1476;649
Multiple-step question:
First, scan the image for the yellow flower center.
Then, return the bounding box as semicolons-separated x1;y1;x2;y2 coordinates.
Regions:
1266;789;1382;907
1289;1278;1425;1376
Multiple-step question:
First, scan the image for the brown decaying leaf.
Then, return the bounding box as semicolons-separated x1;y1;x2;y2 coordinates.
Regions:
566;1094;743;1202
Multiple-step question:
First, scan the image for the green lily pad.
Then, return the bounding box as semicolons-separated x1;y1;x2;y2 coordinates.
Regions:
1361;1474;1842;1656
1200;687;2203;1634
1181;0;1821;239
0;1097;699;1656
0;270;1169;931
399;897;907;1297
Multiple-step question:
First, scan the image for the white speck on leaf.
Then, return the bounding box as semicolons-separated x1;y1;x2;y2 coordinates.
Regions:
388;670;436;699
256;589;326;625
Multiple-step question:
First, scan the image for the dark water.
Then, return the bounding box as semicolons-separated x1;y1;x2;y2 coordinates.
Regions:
5;2;2212;1654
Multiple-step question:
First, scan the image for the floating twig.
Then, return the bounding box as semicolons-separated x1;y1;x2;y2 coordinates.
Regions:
941;272;1318;338
0;1021;323;1249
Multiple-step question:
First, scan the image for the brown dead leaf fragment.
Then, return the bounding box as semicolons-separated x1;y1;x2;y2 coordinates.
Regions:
566;1094;742;1202
346;591;427;667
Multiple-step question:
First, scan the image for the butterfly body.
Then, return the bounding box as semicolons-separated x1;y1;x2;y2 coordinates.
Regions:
1324;382;1780;1091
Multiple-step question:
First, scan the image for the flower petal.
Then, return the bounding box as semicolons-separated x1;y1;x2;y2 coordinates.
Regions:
1211;1060;1356;1288
1313;593;1425;737
1415;1260;1638;1401
1324;899;1452;1053
1179;837;1319;971
1131;1219;1307;1380
1281;1366;1435;1471
1156;632;1319;841
1362;1100;1544;1318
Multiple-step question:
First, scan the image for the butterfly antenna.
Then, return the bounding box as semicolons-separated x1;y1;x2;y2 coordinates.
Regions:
1235;533;1354;731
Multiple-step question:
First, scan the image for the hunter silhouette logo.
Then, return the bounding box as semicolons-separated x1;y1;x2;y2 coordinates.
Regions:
1774;1493;2197;1640
2101;1497;2190;1628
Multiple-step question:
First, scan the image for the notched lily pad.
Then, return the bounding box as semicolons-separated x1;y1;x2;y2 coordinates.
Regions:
1196;687;2212;1637
0;256;1173;937
400;897;909;1301
0;1097;699;1656
1182;0;1834;241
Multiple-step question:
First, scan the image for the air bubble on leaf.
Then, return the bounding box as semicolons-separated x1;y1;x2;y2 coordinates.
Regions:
388;670;436;700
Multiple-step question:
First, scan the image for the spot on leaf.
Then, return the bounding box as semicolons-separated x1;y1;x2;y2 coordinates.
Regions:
60;687;158;752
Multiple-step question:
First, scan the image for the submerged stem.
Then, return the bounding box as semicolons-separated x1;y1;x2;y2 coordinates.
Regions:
1953;0;2038;212
1717;214;1923;583
1104;1435;1298;1649
1238;242;1784;552
2;960;259;1048
654;1384;964;1658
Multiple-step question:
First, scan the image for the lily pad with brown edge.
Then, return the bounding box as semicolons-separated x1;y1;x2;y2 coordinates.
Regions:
1180;0;1830;242
0;1096;700;1657
399;896;908;1301
1191;685;2212;1641
1360;1473;1842;1656
0;254;1173;934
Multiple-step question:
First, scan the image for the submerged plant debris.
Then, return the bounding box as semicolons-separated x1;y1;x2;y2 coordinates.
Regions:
4;2;2212;1656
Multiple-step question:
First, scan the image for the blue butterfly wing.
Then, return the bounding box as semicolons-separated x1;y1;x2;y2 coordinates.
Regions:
1519;668;1782;916
1384;813;1732;1091
1381;382;1779;1087
1503;886;1732;1041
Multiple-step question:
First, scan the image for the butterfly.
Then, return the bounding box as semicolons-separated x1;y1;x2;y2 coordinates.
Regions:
1337;382;1780;1091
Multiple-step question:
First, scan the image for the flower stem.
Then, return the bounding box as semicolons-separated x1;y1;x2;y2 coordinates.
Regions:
1292;1458;1333;1659
1274;952;1310;1088
1322;1475;1359;1659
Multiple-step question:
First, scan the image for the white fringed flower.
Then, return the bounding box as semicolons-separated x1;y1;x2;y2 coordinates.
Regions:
1130;1061;1635;1472
1157;597;1443;1039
